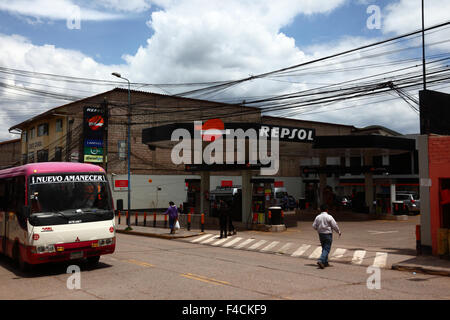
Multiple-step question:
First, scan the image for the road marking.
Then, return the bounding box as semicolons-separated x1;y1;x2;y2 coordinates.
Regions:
367;230;399;235
181;273;230;287
191;234;213;243
291;244;311;257
126;259;154;268
372;252;388;268
308;247;322;259
212;237;230;246
352;250;366;265
248;240;267;250
201;235;220;244
277;242;293;254
260;241;279;252
221;237;243;248
235;238;255;249
331;248;347;260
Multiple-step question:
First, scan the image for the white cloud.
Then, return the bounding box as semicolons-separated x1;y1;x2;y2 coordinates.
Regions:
0;0;124;22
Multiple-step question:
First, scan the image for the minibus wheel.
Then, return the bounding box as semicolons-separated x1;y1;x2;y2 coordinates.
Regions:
13;243;30;273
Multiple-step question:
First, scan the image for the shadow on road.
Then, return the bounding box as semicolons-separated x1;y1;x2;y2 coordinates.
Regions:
0;254;112;279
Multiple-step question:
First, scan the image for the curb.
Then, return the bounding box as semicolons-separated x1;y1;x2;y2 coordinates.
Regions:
391;264;450;277
116;229;202;240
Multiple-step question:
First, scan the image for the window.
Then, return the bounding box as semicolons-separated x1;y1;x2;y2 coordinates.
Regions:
28;152;35;163
37;149;48;162
30;127;35;139
22;154;28;164
54;147;63;161
56;119;63;132
37;123;48;137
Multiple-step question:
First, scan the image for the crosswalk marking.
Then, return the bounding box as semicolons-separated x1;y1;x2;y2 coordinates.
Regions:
277;242;293;254
352;250;366;265
201;235;220;244
308;247;322;259
212;237;230;246
331;248;347;260
260;241;279;252
221;237;243;248
185;234;390;269
235;238;255;249
291;244;311;257
191;234;213;243
372;252;388;268
248;240;267;250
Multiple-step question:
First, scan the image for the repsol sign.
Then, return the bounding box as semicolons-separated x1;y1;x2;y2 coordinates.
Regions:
258;125;315;143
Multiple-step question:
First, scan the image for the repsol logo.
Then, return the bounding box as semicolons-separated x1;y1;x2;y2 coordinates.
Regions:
259;125;314;142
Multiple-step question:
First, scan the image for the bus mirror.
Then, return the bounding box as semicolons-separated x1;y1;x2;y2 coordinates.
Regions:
22;205;31;218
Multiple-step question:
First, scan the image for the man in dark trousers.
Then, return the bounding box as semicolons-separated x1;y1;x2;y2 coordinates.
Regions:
312;204;341;269
219;200;229;239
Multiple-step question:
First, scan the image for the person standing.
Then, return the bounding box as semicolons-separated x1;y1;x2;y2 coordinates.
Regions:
219;200;229;239
312;204;341;269
164;201;179;234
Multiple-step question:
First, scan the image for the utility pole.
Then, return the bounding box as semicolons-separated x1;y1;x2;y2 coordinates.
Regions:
102;98;108;172
422;0;427;90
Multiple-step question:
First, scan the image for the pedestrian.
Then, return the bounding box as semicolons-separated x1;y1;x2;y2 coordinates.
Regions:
219;200;229;239
227;205;236;236
164;201;179;234
312;204;341;269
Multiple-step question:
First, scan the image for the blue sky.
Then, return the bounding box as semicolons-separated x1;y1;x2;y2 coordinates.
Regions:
0;0;448;140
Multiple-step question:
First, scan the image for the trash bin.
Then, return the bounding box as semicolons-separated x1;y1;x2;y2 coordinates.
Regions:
269;206;282;225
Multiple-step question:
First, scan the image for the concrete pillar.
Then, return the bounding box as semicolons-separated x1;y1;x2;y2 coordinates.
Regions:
200;171;210;215
418;135;432;250
390;183;396;215
364;155;374;213
241;170;253;224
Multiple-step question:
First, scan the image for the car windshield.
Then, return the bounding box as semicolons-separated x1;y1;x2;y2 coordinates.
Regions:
396;194;411;201
29;174;111;214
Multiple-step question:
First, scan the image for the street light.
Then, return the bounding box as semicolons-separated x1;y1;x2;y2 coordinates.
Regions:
112;72;132;229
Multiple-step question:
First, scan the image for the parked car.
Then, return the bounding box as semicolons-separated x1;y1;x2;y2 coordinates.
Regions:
396;193;420;214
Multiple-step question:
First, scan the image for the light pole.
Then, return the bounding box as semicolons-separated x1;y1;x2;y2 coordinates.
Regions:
112;72;132;228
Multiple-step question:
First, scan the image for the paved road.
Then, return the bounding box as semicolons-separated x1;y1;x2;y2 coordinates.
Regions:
1;231;449;301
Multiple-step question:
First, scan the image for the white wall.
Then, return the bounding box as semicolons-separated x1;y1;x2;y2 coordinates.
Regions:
109;174;305;209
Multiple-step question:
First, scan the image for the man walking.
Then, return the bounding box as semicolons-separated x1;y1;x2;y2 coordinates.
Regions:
312;204;341;269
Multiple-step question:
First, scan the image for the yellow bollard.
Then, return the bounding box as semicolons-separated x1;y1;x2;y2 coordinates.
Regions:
437;228;449;256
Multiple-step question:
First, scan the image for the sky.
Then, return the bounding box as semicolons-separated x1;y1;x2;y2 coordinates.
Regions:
0;0;449;140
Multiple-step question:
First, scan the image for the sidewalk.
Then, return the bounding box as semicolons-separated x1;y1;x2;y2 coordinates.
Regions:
115;220;450;277
391;256;450;277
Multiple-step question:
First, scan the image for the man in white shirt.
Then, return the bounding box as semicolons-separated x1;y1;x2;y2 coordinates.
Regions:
312;204;341;269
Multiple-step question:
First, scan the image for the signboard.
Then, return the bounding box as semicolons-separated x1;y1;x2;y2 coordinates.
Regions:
221;180;233;187
84;147;103;155
83;106;107;163
115;180;128;188
30;174;106;184
274;181;284;187
83;155;106;163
